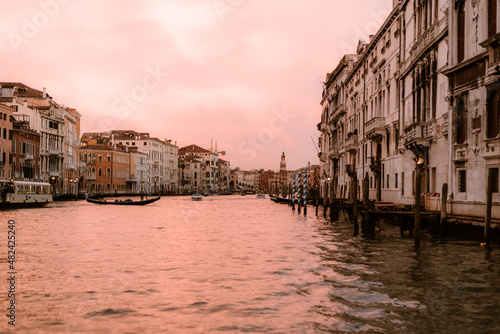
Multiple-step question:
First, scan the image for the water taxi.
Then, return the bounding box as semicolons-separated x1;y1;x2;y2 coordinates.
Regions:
191;194;203;201
0;180;53;209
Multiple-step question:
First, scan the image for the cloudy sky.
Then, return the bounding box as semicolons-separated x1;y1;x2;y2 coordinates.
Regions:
1;0;392;171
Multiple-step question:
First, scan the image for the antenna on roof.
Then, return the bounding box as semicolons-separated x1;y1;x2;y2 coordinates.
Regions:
310;136;319;153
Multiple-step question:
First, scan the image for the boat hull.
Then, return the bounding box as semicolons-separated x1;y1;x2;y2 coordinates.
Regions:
0;201;51;209
87;196;161;205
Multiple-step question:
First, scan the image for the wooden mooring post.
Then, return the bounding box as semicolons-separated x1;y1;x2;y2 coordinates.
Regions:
414;164;422;248
352;176;359;235
484;169;493;247
362;173;370;234
440;183;447;237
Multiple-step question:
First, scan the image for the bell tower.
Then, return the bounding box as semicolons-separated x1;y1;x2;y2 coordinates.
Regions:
280;151;286;172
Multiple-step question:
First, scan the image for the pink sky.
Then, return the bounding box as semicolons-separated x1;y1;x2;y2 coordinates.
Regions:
1;0;392;171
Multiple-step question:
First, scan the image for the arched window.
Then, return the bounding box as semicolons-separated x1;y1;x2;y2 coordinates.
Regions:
106;168;111;177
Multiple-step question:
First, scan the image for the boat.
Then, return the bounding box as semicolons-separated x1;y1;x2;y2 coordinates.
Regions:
270;196;291;204
87;195;161;205
256;193;266;199
0;180;53;209
191;194;203;201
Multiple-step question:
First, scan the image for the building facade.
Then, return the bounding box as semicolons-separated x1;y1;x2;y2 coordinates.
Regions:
318;0;499;221
0;104;14;179
12;114;40;181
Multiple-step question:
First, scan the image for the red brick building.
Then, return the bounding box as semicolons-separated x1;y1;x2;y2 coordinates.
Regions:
0;104;13;179
80;141;130;194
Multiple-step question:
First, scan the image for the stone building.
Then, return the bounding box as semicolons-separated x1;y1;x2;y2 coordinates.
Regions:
318;0;499;221
443;0;499;218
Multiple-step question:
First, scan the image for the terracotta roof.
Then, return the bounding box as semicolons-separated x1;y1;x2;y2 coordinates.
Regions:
0;82;48;98
179;144;210;154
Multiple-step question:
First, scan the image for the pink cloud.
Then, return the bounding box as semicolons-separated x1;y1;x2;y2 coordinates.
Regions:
1;0;392;170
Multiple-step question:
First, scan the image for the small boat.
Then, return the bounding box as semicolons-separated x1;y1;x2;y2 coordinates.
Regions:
271;196;291;204
191;194;203;201
256;193;266;199
87;195;161;206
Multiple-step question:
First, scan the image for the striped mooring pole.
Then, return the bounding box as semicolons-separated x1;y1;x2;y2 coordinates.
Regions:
297;170;302;213
292;173;296;210
303;168;307;215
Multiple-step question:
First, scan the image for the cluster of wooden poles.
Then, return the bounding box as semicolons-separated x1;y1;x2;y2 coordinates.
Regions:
288;166;496;248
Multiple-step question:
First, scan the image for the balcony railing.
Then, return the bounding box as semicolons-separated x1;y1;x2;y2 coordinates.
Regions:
24;153;34;160
345;133;358;151
49;149;59;156
86;175;96;181
65;163;76;171
404;122;428;144
365;117;385;136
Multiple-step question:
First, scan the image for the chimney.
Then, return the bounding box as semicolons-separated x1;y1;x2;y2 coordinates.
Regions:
43;87;47;98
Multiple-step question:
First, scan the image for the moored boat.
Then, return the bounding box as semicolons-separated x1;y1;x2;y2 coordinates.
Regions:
271;196;291;204
256;193;266;199
0;180;53;209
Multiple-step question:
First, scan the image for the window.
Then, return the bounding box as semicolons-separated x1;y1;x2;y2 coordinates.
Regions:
98;154;102;162
98;168;102;177
487;88;499;138
395;173;398;188
107;154;111;162
458;170;466;193
106;168;111;177
489;0;497;37
387;174;390;188
490;168;499;193
456;99;467;144
431;167;437;193
457;2;465;63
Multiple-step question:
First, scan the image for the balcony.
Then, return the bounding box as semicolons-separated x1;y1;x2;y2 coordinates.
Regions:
328;147;339;159
0;160;5;167
368;156;381;172
24;153;34;160
345;132;358;152
86;175;96;181
404;122;429;148
365;117;385;141
65;163;76;171
345;164;356;177
49;171;59;177
49;149;59;156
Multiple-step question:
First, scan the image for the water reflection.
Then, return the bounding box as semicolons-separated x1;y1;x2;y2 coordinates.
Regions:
1;196;499;333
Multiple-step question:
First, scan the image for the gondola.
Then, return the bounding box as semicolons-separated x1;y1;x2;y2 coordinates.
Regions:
270;196;291;204
86;195;161;205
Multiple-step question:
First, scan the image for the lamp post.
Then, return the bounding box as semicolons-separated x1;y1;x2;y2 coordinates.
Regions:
50;176;56;195
74;177;79;200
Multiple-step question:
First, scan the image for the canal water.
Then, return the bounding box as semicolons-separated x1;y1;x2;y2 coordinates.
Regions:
1;195;499;333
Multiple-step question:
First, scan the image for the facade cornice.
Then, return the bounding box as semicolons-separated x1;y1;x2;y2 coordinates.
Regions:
346;5;401;84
